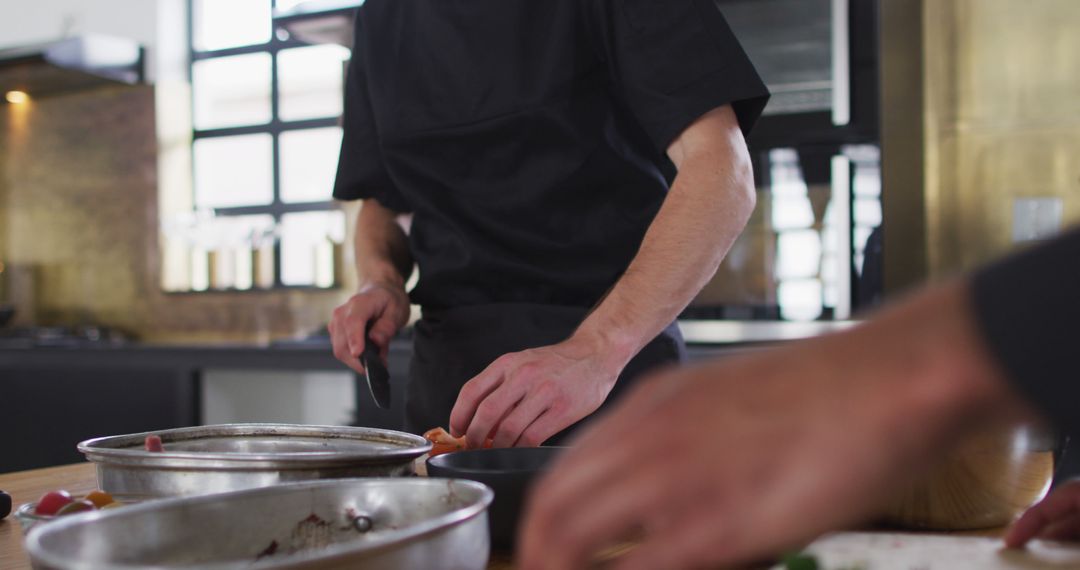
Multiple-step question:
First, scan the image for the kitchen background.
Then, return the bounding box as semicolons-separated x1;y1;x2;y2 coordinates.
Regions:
0;0;354;342
1;0;1078;474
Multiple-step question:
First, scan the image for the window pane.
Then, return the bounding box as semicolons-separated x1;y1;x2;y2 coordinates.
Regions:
194;134;274;208
193;0;271;51
280;128;343;203
193;53;272;130
278;44;350;121
768;149;814;230
778;279;824;322
280;211;346;287
853;198;882;227
209;215;276;290
775;230;822;280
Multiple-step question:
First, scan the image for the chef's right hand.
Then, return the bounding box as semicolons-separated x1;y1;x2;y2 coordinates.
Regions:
329;282;410;374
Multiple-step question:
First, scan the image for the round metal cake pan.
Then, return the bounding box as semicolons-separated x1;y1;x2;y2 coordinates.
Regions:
77;424;432;498
26;478;493;570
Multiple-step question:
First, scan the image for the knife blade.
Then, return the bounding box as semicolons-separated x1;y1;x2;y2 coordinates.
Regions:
360;336;391;409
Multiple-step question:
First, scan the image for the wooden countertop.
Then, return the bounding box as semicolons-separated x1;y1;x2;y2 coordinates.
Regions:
1;463;98;570
6;464;1078;569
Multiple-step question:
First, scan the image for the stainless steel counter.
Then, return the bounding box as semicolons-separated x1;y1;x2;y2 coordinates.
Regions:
677;319;860;345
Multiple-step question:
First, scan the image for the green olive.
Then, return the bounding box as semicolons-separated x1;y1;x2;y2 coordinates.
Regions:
55;499;96;516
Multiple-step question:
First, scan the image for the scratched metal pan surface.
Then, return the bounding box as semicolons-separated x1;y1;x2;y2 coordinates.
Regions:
77;424;432;498
26;478;493;570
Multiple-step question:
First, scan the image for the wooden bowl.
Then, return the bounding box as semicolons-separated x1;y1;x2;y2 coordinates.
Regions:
883;423;1055;530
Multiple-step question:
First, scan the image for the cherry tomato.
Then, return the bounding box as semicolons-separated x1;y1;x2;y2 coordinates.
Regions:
84;490;114;508
35;490;73;516
55;499;95;516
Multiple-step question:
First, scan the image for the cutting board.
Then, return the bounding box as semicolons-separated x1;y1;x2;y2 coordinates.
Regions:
783;532;1080;569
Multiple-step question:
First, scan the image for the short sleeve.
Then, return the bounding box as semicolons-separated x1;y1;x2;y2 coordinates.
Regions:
332;11;411;212
589;0;770;153
971;228;1080;435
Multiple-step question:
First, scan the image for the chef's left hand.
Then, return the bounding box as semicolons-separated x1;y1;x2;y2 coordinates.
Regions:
449;336;625;449
1006;479;1080;548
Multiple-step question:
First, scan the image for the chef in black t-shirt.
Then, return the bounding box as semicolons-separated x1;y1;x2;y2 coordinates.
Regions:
328;0;770;447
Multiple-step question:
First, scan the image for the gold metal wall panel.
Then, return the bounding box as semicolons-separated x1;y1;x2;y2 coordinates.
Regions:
0;87;352;341
884;0;1080;288
880;0;928;294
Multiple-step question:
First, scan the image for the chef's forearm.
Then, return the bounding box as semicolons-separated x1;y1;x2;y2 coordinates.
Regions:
573;106;755;369
354;198;413;290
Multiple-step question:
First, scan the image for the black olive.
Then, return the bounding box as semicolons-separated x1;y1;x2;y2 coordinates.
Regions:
0;490;11;520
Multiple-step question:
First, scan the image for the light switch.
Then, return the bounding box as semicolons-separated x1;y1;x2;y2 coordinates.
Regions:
1012;197;1063;243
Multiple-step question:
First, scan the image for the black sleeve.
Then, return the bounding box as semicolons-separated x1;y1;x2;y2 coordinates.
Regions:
971;228;1080;435
332;11;411;212
589;0;770;153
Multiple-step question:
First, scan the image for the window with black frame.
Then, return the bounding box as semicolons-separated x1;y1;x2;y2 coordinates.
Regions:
176;0;348;292
679;0;882;322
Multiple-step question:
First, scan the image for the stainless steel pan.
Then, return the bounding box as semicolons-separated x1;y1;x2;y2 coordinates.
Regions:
26;478;492;570
77;424;431;498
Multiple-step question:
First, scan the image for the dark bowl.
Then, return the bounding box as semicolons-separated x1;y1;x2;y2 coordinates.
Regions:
426;446;566;550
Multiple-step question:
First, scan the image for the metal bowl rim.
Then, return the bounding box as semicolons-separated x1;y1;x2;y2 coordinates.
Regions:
426;445;570;476
77;423;433;468
26;478;494;570
16;501;52;522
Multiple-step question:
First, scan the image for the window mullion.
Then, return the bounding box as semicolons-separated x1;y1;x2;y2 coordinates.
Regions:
270;16;285;287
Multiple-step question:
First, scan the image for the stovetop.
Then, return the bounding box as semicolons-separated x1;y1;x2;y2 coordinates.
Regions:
0;326;130;349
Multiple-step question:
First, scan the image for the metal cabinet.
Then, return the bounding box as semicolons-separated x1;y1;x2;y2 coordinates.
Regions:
0;368;197;473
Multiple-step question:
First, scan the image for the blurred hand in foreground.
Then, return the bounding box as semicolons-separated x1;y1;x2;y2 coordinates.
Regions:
518;281;1031;570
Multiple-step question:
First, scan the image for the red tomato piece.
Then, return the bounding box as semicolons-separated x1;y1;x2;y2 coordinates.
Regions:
35;490;73;516
144;434;164;452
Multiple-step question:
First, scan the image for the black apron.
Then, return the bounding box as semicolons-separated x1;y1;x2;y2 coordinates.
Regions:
405;303;685;445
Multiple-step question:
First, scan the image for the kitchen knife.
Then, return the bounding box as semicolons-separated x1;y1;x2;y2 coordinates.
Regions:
360;337;391;409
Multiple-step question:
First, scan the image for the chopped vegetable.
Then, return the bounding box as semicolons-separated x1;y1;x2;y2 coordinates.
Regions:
32;489;128;518
782;552;819;570
423;427;465;456
55;499;96;517
84;490;115;508
145;434;165;452
423;427;493;457
35;490;74;516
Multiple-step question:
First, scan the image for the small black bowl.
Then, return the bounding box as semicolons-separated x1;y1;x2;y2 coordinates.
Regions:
427;447;566;550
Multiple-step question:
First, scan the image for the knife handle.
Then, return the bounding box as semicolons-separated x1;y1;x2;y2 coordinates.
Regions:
360;335;380;363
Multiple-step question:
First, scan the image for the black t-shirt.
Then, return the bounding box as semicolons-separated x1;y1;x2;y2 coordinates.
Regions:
972;228;1080;436
334;0;770;310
